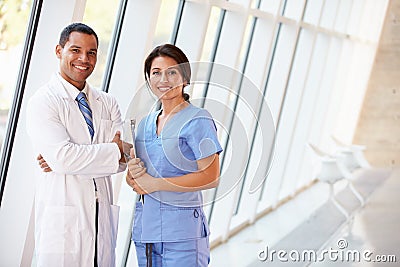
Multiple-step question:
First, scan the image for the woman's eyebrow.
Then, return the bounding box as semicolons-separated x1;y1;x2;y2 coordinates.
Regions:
151;66;179;71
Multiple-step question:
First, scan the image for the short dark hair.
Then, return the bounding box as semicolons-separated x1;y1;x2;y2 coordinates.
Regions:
58;22;98;48
144;44;191;102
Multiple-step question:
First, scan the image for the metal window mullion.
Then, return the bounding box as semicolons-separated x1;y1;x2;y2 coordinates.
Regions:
228;0;265;213
199;8;226;223
275;3;307;130
279;0;289;16
0;0;43;207
286;0;330;191
269;0;324;203
170;0;186;45
101;0;129;93
199;8;226;109
268;29;304;198
208;12;257;222
231;16;260;216
256;25;283;201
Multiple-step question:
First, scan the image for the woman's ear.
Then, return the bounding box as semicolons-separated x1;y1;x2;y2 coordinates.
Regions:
183;78;189;87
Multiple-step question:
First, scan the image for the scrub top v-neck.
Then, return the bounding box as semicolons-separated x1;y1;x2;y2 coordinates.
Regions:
132;104;222;243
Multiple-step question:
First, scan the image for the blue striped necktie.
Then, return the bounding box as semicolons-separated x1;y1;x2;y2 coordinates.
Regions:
76;92;94;139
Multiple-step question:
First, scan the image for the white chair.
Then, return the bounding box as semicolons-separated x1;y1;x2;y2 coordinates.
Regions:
308;143;365;220
331;135;371;170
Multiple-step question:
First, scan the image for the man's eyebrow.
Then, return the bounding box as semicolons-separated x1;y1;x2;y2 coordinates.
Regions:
69;45;97;51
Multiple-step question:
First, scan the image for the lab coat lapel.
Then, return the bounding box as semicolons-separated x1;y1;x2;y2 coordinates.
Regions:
53;75;93;143
88;87;103;143
48;74;70;99
49;74;98;143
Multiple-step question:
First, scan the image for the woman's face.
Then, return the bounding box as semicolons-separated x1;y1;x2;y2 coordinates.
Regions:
149;56;186;101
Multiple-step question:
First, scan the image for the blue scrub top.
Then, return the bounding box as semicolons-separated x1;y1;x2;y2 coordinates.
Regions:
132;104;223;243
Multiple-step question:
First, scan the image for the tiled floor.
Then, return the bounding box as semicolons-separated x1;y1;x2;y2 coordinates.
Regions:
210;168;398;267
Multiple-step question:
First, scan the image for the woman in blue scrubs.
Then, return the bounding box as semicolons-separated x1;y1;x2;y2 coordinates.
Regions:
126;44;223;267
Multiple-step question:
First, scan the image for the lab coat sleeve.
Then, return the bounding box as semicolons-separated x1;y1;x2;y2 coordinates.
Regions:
107;93;127;173
26;90;121;177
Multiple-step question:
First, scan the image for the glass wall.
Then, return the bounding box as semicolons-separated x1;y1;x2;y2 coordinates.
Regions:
0;0;389;266
0;0;32;157
82;0;120;88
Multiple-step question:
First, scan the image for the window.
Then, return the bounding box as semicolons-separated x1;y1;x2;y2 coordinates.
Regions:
82;0;120;88
0;0;32;155
153;0;180;45
0;0;390;265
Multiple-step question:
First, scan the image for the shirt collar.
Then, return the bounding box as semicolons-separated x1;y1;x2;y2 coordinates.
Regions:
56;72;89;101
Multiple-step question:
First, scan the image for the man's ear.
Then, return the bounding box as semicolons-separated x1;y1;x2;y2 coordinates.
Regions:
55;44;62;59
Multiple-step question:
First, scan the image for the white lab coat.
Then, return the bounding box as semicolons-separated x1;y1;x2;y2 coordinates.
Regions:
26;74;125;267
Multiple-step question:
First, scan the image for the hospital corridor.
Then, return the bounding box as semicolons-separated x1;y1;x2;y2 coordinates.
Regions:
0;0;399;266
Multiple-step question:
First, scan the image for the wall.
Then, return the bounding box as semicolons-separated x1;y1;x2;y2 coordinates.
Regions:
353;0;400;167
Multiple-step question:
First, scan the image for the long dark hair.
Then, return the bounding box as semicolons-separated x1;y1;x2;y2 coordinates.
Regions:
144;44;191;102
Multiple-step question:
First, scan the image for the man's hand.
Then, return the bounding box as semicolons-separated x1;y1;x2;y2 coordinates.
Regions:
112;131;133;163
37;154;52;172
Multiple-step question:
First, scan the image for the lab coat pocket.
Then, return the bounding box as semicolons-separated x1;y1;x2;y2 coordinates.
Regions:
98;119;113;142
38;206;78;254
132;202;143;240
110;204;120;249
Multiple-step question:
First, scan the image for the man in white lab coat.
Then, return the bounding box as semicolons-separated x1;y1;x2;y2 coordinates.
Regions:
26;23;130;267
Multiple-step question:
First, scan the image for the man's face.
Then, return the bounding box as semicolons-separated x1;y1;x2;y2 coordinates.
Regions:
55;31;97;90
